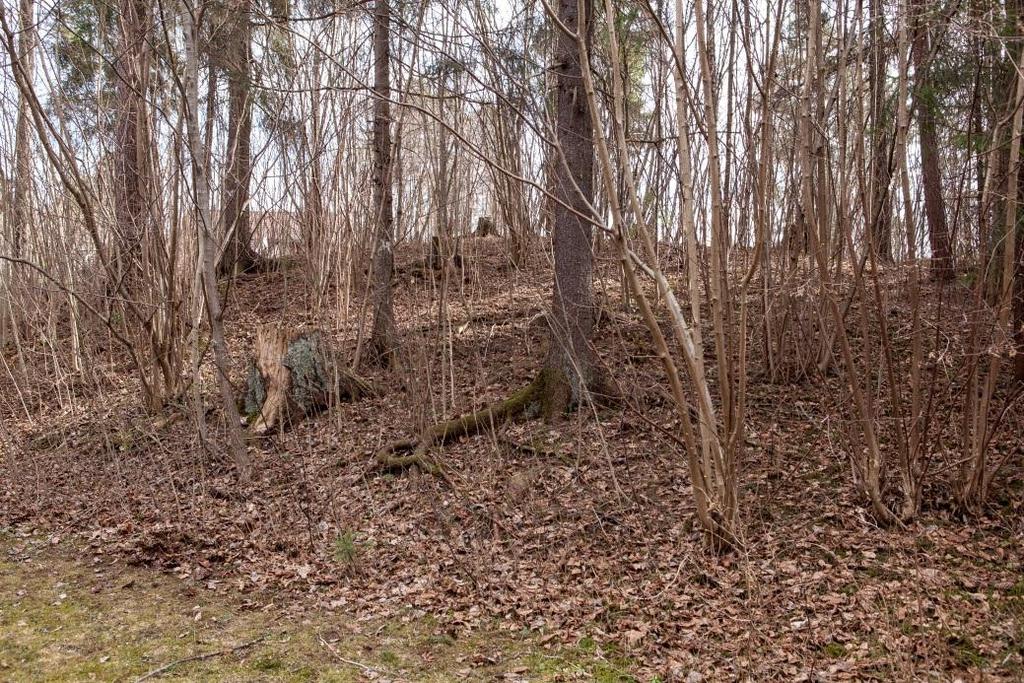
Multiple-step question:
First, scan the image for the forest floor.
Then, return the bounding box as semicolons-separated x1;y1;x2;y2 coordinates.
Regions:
0;529;620;681
2;237;1023;681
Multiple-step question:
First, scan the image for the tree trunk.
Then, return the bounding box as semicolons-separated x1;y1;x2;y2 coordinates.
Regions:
10;0;32;261
113;0;170;409
543;0;602;413
476;216;494;237
796;0;820;260
373;0;610;472
184;10;251;481
2;0;33;353
910;0;954;281
218;0;259;277
1016;122;1024;383
112;0;151;295
868;0;893;262
1009;2;1024;382
367;0;398;365
1015;230;1024;382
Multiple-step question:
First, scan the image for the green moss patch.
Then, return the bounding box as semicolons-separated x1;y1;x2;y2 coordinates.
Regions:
0;532;626;681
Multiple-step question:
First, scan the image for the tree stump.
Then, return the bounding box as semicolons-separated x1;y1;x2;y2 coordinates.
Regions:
476;215;495;237
428;235;463;270
244;325;373;434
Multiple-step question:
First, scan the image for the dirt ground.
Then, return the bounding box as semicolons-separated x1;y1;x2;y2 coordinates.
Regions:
0;529;631;681
2;240;1023;680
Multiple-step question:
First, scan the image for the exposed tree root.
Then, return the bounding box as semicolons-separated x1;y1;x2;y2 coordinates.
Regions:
218;247;279;278
704;510;744;555
336;372;375;401
375;366;617;473
375;371;556;472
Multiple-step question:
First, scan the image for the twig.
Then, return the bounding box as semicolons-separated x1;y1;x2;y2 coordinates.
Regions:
317;633;387;675
133;634;268;682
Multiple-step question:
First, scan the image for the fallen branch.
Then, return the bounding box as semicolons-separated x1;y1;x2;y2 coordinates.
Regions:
318;633;391;676
374;372;549;472
133;634;268;682
497;435;578;466
375;365;617;473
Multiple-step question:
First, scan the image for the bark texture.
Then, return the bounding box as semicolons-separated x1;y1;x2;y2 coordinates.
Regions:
910;0;954;281
367;0;398;365
218;0;260;276
869;0;893;262
476;215;494;237
112;0;152;294
1015;231;1024;381
544;0;603;410
10;0;33;260
246;325;373;435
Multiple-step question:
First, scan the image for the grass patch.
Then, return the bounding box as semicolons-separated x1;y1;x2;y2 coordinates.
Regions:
0;533;630;681
913;536;936;552
822;641;846;658
520;634;638;683
948;634;985;669
252;655;287;672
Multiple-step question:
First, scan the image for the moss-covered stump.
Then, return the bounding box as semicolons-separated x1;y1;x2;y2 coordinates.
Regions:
476;215;495;237
244;325;373;435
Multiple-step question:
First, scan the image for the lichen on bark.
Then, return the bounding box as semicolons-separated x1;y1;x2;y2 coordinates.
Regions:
246;326;373;434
